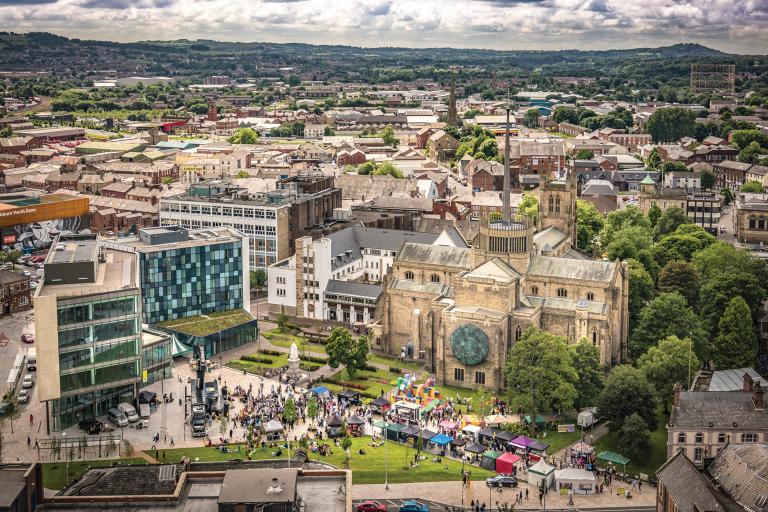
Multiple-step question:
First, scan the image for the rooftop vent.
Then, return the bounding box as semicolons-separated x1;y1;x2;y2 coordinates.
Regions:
266;477;283;495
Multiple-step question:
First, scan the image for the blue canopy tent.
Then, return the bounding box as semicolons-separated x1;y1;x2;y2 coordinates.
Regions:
310;386;331;400
430;433;453;446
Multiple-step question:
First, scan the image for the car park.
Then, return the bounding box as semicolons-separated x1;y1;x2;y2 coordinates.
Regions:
486;474;518;488
357;500;387;512
17;389;29;404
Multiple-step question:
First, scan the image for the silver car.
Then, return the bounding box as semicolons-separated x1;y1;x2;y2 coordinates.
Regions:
17;389;29;404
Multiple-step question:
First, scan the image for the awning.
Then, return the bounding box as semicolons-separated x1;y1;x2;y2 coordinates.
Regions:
496;431;518;443
463;424;481;434
347;415;365;425
529;440;550;452
465;442;486;454
171;336;193;357
419;429;437;441
327;414;344;427
571;441;595;454
311;386;330;398
438;420;458;430
373;420;387;429
509;435;537;449
478;427;500;438
597;451;630;465
524;414;546;426
485;414;508;425
371;396;390;407
483;450;502;460
495;452;521;474
264;419;283;432
431;433;453;446
386;423;405;433
401;425;421;436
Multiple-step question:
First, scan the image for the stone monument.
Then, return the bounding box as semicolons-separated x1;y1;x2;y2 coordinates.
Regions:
287;341;303;381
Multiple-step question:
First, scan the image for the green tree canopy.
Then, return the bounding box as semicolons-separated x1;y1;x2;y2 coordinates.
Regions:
605;226;653;261
712;296;758;369
647;203;662;227
516;193;539;221
653;207;691;240
700;271;764;336
637;335;701;409
228;127;259;144
504;329;577;433
575;199;604;255
731;129;768;150
617;413;651;463
658;260;700;307
599;207;650;248
326;328;370;379
646;107;696;143
738;142;768;164
524;109;540;128
570;340;605;411
597;366;657;433
627;258;656;335
379;126;399;147
630;292;707;359
740;180;764;193
575;149;595;160
700;170;716;190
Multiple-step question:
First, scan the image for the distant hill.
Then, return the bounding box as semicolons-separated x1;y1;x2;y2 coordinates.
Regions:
0;31;756;86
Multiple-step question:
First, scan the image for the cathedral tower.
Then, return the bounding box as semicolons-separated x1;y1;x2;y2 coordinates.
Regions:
537;170;577;247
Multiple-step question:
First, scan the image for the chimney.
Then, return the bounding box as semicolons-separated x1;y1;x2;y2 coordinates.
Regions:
673;383;682;407
754;382;765;411
743;372;754;392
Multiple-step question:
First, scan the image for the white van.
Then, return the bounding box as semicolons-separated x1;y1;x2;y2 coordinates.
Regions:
117;402;139;423
27;348;36;371
107;408;129;427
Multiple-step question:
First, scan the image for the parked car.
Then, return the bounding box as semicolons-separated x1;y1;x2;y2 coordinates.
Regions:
22;373;33;388
78;418;104;434
107;408;129;427
398;501;428;512
0;400;12;416
21;333;34;343
486;474;518;488
21;270;31;277
357;500;387;512
17;389;29;404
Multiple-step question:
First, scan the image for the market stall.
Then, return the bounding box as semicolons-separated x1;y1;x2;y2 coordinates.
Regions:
496;430;518;445
264;419;284;441
570;441;596;465
495;451;521;474
485;414;508;426
400;424;421;442
462;424;482;442
478;427;500;444
418;428;437;442
394;400;421;422
528;458;555;489
597;451;630;472
326;414;345;438
346;415;365;436
430;433;453;453
338;389;361;405
370;396;391;415
554;468;598;495
438;420;459;434
386;423;405;442
310;386;331;400
480;450;502;470
524;414;546;428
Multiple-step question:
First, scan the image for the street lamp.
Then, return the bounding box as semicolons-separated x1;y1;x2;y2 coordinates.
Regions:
384;417;389;490
62;432;69;487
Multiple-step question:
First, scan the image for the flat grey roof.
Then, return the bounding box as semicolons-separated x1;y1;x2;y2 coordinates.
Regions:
47;238;98;264
116;226;244;253
325;279;383;299
218;468;297;504
37;248;137;298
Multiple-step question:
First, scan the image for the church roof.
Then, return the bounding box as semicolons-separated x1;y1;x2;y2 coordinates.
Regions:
389;278;453;298
529;296;608;314
527;255;616;283
640;173;655;185
464;258;520;283
533;226;569;250
397;242;473;269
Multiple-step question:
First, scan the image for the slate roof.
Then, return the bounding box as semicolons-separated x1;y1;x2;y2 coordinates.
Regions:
527;255;616;283
389;278;453;298
528;296;607;315
325;279;383;299
707;444;768;512
533;226;569;249
656;452;726;512
327;226;438;269
669;391;768;429
709;368;768;392
464;258;520;282
397;242;473;269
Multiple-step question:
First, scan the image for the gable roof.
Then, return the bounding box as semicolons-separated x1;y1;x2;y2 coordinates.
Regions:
656;451;726;512
396;242;473;269
670;390;767;429
464;258;520;283
527;255;616;283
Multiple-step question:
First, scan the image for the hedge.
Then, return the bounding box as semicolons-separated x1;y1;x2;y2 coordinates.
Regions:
241;355;274;364
389;366;402;374
258;349;282;357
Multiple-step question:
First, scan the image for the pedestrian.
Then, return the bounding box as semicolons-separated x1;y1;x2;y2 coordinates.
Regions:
29;413;33;425
170;436;175;447
27;435;30;446
470;500;475;510
638;480;642;492
539;493;543;505
525;488;529;500
481;503;486;512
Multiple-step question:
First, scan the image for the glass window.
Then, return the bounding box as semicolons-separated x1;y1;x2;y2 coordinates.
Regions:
717;433;727;443
677;433;686;444
59;348;92;370
695;433;704;443
94;361;138;386
57;303;90;325
60;370;93;393
59;326;91;347
93;318;138;342
475;371;486;385
93;339;139;364
454;368;464;381
694;447;703;462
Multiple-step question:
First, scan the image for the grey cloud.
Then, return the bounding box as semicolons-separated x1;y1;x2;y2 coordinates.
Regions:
79;0;174;8
0;0;56;4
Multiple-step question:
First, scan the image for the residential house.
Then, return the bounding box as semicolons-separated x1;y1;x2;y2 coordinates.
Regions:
734;192;768;244
714;160;754;190
427;130;459;161
0;270;31;316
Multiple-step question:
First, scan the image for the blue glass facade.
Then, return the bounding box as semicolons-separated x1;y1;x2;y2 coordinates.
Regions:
139;240;245;325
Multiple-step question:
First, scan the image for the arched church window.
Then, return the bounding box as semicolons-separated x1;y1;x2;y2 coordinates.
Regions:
430;274;440;283
405;271;414;280
749;217;756;229
548;195;555;214
515;325;522;341
555;195;561;214
557;288;567;298
586;292;594;301
531;285;539;295
592;329;598;345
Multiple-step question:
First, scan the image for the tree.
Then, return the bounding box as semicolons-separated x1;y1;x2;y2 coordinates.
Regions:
503;329;577;435
661;161;688;175
283;396;297;425
0;126;12;138
605;226;653;261
658;261;700;307
553;107;578;124
713;296;758;369
638;335;700;410
287;75;301;87
570;341;604;411
645;147;662;170
575;199;604;255
340;436;353;467
731;129;768;150
326;328;369;379
700;271;764;336
617;413;651;463
630;292;707;359
1;250;20;270
307;396;319;426
228;127;259;144
738;142;768;164
524;108;539;128
476;138;498;159
740;180;764;193
700;170;716;190
647;203;662;227
516;193;538;221
627;259;655;334
250;269;267;288
575;149;594;160
372;162;404;178
653;207;691;240
599;207;650;248
162;176;173;186
645;107;696;143
470;388;495;417
276;313;290;332
357;161;375;175
121;439;134;457
379;126;398;147
596;365;657;433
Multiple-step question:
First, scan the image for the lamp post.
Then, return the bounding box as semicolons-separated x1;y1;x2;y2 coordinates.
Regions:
384;417;389;490
62;432;69;488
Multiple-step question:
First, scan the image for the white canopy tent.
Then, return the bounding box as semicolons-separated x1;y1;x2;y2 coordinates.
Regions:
462;424;482;442
554;468;598;494
528;458;555;488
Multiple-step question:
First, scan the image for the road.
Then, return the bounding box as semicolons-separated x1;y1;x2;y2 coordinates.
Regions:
352;498;654;512
11;96;52;115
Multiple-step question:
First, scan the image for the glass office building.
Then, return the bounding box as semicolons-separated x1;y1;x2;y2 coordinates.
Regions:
35;235;145;432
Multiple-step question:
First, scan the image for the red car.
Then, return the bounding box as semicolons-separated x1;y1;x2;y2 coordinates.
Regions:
357;501;387;512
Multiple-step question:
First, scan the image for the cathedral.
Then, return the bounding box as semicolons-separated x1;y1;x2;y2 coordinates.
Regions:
379;171;629;391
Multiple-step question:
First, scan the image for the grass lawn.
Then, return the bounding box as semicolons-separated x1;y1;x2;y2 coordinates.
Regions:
434;384;478;402
538;419;583;454
159;309;254;336
594;408;668;478
227;353;321;373
152;436;496;485
323;367;399;399
263;329;328;355
42;458;148;490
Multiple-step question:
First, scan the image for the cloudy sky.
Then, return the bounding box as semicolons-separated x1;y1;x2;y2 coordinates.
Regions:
0;0;766;54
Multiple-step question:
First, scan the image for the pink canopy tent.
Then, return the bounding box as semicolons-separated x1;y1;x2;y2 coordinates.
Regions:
495;452;521;474
439;420;459;431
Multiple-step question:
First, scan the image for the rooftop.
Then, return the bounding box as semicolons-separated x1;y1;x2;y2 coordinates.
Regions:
219;468;297;505
670;390;767;429
527;254;616;283
114;226;244;253
157;309;254;337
